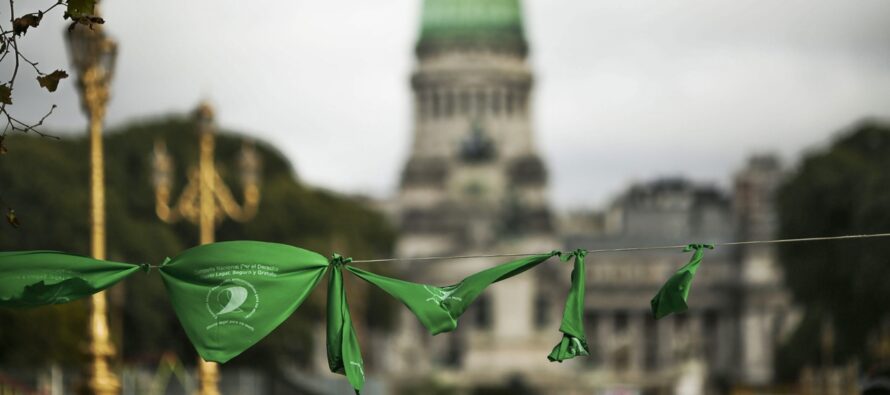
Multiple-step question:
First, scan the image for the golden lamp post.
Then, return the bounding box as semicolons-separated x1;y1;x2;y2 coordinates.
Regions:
151;102;261;395
65;19;119;395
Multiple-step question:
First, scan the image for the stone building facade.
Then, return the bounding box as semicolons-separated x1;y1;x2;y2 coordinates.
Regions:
387;0;568;391
386;1;796;393
562;156;796;393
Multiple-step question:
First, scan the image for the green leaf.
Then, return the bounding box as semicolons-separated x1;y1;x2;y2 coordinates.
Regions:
0;85;11;105
37;70;69;93
6;209;20;228
12;12;42;36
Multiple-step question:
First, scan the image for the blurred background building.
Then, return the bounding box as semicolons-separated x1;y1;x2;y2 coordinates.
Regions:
559;156;797;393
385;1;798;394
387;0;564;391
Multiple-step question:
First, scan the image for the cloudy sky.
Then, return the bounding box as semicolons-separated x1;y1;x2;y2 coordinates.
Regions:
13;0;890;208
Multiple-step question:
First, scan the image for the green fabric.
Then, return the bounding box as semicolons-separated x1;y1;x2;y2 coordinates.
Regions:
548;249;590;362
420;0;525;38
326;254;364;394
159;241;329;363
0;250;140;307
0;240;726;390
346;252;557;335
416;0;528;55
650;244;714;320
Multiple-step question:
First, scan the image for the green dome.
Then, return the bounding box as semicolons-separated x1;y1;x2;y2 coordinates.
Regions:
417;0;528;56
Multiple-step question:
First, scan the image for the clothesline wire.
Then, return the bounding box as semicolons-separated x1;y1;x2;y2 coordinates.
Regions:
349;232;890;263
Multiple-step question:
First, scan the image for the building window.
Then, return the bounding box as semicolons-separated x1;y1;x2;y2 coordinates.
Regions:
445;335;462;367
474;294;491;329
704;310;719;365
475;90;486;117
614;345;631;372
644;314;658;371
460;91;471;114
534;294;549;329
585;312;600;366
444;91;454;117
506;90;514;115
417;91;430;118
674;313;688;332
431;91;440;118
614;311;628;333
491;90;502;115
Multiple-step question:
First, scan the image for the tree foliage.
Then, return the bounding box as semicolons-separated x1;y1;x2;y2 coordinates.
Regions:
0;116;396;369
0;0;108;222
776;119;890;374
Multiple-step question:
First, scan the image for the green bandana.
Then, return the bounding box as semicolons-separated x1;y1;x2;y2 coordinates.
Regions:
326;254;364;394
346;252;558;335
548;249;590;362
650;244;714;319
0;239;728;391
0;250;139;307
159;241;329;363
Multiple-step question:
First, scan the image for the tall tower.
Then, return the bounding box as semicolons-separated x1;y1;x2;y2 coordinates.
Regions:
390;0;564;389
398;0;551;258
733;154;796;384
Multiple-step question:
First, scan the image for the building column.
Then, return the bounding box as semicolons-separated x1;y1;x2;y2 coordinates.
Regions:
657;314;674;371
688;312;704;360
629;312;646;375
741;308;774;384
599;312;614;371
714;312;733;372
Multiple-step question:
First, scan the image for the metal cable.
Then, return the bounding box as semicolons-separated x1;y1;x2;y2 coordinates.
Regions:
349;232;890;263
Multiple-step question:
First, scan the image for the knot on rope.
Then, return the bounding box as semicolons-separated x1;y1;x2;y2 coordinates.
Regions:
683;243;715;252
559;248;588;262
329;253;353;267
139;263;152;273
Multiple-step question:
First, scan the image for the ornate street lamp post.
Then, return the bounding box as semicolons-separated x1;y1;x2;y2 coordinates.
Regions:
151;102;261;395
65;19;119;395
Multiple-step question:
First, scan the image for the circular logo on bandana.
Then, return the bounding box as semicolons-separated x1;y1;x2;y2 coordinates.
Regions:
206;278;258;320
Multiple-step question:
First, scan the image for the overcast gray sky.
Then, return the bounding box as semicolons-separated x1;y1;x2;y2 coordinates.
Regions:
13;0;890;208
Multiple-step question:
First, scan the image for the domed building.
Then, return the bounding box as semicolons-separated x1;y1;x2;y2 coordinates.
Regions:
385;1;796;393
389;0;568;391
397;0;552;256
